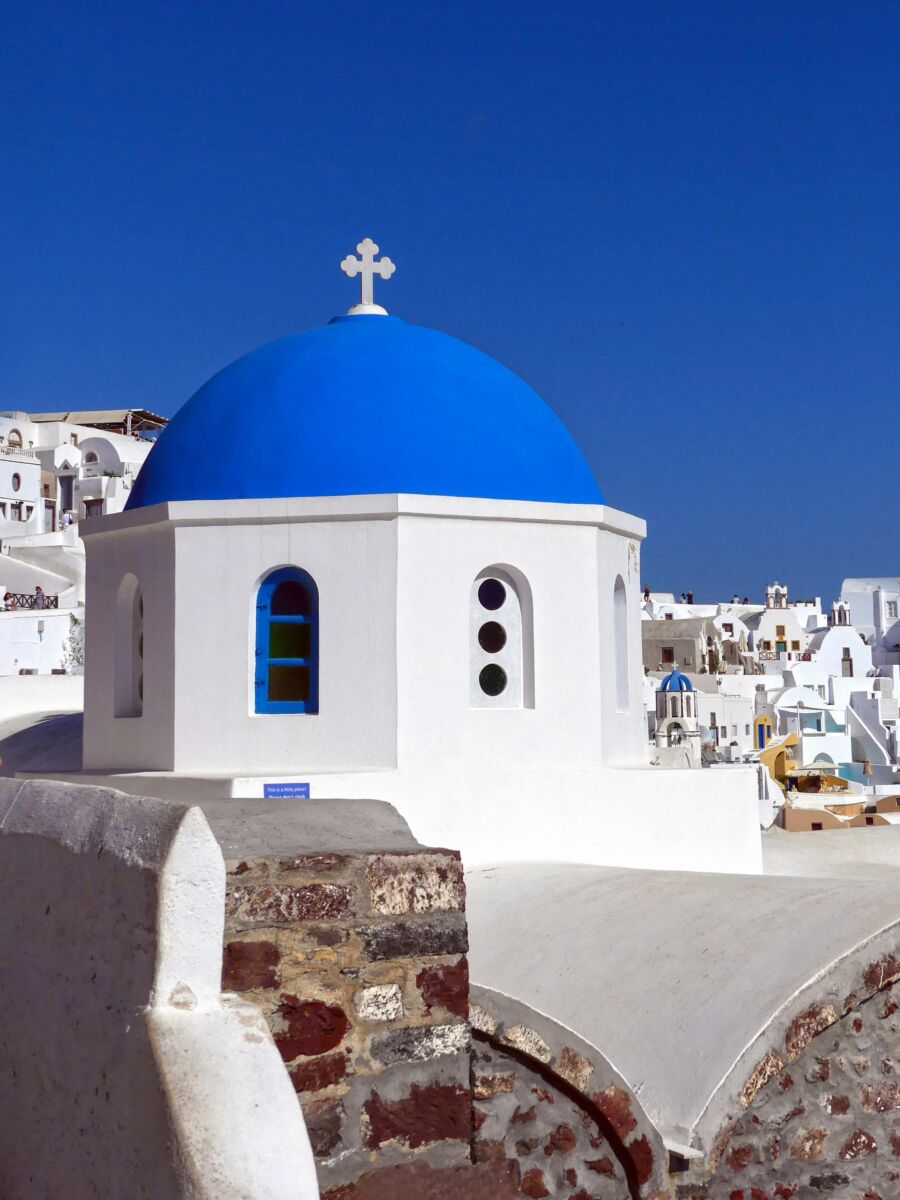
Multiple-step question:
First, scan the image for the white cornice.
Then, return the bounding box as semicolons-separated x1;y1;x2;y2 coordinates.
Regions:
82;494;647;541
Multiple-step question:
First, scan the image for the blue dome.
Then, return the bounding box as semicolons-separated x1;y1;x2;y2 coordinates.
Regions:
659;669;694;693
126;315;603;510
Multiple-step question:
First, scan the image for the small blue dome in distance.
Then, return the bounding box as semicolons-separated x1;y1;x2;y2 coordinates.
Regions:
658;669;694;693
126;315;604;510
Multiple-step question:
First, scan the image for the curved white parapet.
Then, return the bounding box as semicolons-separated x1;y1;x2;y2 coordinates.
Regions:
0;778;318;1200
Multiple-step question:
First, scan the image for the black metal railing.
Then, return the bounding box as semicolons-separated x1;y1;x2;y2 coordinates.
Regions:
3;593;59;610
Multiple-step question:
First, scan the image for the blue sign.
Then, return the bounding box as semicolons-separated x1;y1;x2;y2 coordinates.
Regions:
263;782;310;799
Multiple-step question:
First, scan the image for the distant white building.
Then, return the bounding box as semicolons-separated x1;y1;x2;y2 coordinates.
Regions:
745;582;815;668
799;624;873;681
771;685;852;770
640;576;899;792
0;409;164;675
841;576;900;666
0;409;162;538
653;669;701;768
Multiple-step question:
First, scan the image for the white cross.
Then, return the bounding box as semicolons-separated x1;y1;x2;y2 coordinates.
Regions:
340;238;396;312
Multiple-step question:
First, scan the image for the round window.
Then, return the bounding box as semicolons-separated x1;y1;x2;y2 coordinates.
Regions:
11;473;21;492
478;621;507;653
477;578;506;611
479;664;508;697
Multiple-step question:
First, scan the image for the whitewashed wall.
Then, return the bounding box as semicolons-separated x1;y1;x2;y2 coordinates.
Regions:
0;778;317;1200
83;518;175;769
79;496;763;874
396;506;609;770
0;608;75;675
83;495;648;773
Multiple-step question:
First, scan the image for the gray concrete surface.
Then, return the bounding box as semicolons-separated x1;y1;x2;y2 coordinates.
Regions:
200;796;422;857
465;861;900;1144
763;822;900;878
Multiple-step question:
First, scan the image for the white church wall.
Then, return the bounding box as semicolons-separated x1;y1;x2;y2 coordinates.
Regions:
596;519;647;764
168;510;399;773
82;519;177;770
76;494;764;876
0;778;317;1200
469;566;531;709
395;504;607;770
85;496;649;776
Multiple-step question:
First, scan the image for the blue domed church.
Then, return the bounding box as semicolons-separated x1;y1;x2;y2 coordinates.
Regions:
80;241;758;872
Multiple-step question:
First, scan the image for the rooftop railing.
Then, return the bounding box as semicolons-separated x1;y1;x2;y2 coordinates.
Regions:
2;592;59;610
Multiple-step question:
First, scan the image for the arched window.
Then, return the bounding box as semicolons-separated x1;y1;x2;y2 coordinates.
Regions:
255;567;318;714
114;574;143;717
7;429;22;449
470;566;533;709
613;575;629;712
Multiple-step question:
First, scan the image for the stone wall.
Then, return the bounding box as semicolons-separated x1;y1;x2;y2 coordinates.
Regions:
692;963;900;1200
222;841;519;1196
471;1038;633;1199
215;804;670;1200
468;986;671;1200
466;965;900;1200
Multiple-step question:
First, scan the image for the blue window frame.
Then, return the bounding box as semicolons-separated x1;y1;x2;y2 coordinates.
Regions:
254;567;318;714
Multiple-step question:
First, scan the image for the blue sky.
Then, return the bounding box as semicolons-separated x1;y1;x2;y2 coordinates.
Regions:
1;2;897;602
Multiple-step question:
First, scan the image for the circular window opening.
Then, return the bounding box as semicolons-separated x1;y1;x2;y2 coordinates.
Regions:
479;663;508;697
478;621;507;653
478;578;506;611
11;473;21;492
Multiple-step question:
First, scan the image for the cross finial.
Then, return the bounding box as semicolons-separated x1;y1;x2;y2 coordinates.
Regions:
340;237;396;315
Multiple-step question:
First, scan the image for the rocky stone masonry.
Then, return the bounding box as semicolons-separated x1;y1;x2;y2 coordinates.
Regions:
471;1039;633;1200
221;845;520;1197
219;838;669;1200
681;961;900;1200
218;828;899;1200
465;988;670;1200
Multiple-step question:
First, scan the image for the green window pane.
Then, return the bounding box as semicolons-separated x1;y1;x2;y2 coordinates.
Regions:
269;621;311;659
268;665;310;703
479;663;508;697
